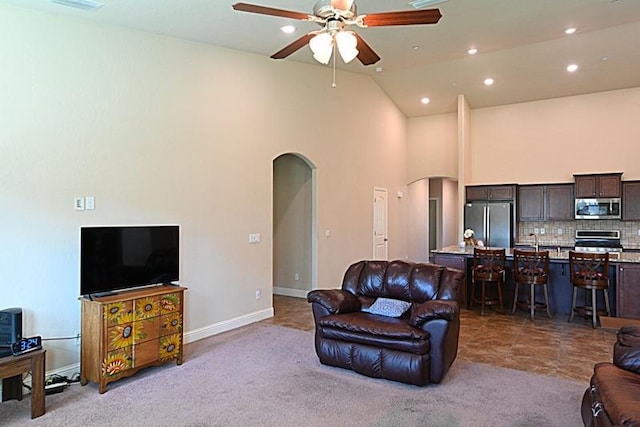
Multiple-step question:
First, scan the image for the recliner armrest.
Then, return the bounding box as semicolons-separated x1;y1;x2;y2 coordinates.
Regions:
409;300;459;327
307;289;361;314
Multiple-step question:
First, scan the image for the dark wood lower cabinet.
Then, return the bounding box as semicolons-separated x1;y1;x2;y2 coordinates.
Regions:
617;264;640;319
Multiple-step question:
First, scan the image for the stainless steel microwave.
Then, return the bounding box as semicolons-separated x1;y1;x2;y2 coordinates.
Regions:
575;198;621;219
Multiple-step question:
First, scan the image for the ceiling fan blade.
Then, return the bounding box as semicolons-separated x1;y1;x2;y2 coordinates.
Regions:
353;33;381;66
361;9;442;27
232;3;310;21
271;33;315;60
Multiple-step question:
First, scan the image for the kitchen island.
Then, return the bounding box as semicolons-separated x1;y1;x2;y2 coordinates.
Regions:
431;246;640;319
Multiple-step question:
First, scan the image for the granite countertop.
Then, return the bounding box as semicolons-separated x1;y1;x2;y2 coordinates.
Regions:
432;245;640;263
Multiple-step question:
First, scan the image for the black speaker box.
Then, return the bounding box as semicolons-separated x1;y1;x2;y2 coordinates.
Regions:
0;307;22;347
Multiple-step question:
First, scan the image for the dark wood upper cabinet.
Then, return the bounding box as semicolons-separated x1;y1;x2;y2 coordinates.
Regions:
466;185;515;202
517;186;545;221
546;184;574;220
517;184;574;221
623;181;640;220
574;173;622;198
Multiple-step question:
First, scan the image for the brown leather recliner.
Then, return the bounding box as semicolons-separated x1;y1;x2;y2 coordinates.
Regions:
581;325;640;427
307;260;464;386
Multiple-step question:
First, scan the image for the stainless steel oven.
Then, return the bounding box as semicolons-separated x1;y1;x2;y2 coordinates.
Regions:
575;198;621;220
574;230;622;258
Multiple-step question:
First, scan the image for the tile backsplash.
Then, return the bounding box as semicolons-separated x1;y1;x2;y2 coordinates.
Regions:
517;220;640;250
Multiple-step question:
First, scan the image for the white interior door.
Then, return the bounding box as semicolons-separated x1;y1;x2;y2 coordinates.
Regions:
373;187;388;260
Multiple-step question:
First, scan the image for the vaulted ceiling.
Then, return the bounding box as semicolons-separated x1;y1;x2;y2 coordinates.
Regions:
3;0;639;117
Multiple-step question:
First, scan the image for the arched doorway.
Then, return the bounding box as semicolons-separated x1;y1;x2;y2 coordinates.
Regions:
272;153;317;298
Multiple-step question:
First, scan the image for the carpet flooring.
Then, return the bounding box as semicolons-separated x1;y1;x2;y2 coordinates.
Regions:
1;324;585;426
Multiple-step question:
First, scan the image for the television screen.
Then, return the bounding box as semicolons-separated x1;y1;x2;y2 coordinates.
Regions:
80;225;179;296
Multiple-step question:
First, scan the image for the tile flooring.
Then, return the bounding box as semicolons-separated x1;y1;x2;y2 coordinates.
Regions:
266;295;620;383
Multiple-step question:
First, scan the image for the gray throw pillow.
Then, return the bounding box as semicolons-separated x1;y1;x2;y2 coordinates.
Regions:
362;297;411;317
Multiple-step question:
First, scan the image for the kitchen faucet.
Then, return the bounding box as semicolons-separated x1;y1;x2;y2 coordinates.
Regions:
529;233;539;251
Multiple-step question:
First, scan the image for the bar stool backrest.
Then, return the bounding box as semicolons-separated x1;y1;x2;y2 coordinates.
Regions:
513;249;549;285
568;251;610;290
473;248;506;281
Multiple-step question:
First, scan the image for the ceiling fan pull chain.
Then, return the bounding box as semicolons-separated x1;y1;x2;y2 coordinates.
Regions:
332;43;337;88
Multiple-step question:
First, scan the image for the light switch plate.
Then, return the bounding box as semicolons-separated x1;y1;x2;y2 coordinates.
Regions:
249;233;261;244
74;197;85;211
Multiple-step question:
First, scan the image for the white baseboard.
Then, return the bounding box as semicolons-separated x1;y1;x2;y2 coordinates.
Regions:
273;287;309;299
184;307;274;344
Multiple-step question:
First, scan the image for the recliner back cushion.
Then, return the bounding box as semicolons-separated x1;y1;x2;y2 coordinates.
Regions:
341;260;447;304
409;263;443;302
358;261;387;297
384;261;414;300
437;268;462;301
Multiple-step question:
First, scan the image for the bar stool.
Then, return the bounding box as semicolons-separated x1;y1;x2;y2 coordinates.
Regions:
512;249;552;320
568;251;611;328
470;248;506;315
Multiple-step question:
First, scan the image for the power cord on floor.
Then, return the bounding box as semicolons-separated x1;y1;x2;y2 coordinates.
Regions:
43;373;81;395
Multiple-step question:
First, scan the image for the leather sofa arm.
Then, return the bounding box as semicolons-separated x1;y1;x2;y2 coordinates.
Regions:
409;300;459;328
307;289;361;314
613;325;640;375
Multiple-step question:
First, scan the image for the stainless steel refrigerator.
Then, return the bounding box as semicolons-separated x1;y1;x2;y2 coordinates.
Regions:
464;202;513;248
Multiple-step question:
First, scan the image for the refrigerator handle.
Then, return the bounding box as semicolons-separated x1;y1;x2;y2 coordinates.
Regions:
485;205;490;247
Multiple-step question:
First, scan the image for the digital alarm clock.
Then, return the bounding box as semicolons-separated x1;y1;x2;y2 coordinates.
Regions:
11;336;42;356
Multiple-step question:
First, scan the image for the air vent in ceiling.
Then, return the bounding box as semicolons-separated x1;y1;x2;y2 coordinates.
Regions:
409;0;448;9
50;0;103;11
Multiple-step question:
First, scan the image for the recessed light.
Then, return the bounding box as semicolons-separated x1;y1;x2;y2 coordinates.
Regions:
280;25;296;34
421;97;430;105
484;78;494;86
467;48;478;55
412;46;420;50
601;56;609;62
565;27;577;35
566;64;579;72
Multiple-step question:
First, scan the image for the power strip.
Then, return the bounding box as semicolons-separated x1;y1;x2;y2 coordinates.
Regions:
45;381;68;395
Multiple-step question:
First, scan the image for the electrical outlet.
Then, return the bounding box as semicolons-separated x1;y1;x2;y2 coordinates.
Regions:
85;196;95;210
294;273;299;281
255;289;262;300
540;228;545;235
558;228;563;235
533;228;539;234
249;233;261;244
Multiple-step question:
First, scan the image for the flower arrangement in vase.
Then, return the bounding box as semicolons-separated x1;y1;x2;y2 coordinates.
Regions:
463;229;477;248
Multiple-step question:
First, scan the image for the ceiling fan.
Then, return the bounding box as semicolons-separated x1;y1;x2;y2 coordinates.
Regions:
232;0;442;66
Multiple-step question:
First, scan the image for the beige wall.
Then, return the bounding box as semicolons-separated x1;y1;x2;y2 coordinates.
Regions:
0;4;408;372
406;113;458;183
407;179;429;261
441;179;459;248
470;88;640;184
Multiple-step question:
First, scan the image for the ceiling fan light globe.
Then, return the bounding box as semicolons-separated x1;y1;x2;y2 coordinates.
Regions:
336;31;359;63
310;32;334;64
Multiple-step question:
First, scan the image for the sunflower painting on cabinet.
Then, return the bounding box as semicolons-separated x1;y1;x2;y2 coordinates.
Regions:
135;296;160;319
159;334;181;361
103;349;132;377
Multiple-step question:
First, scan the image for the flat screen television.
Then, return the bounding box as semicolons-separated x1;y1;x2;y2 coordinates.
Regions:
80;225;179;296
